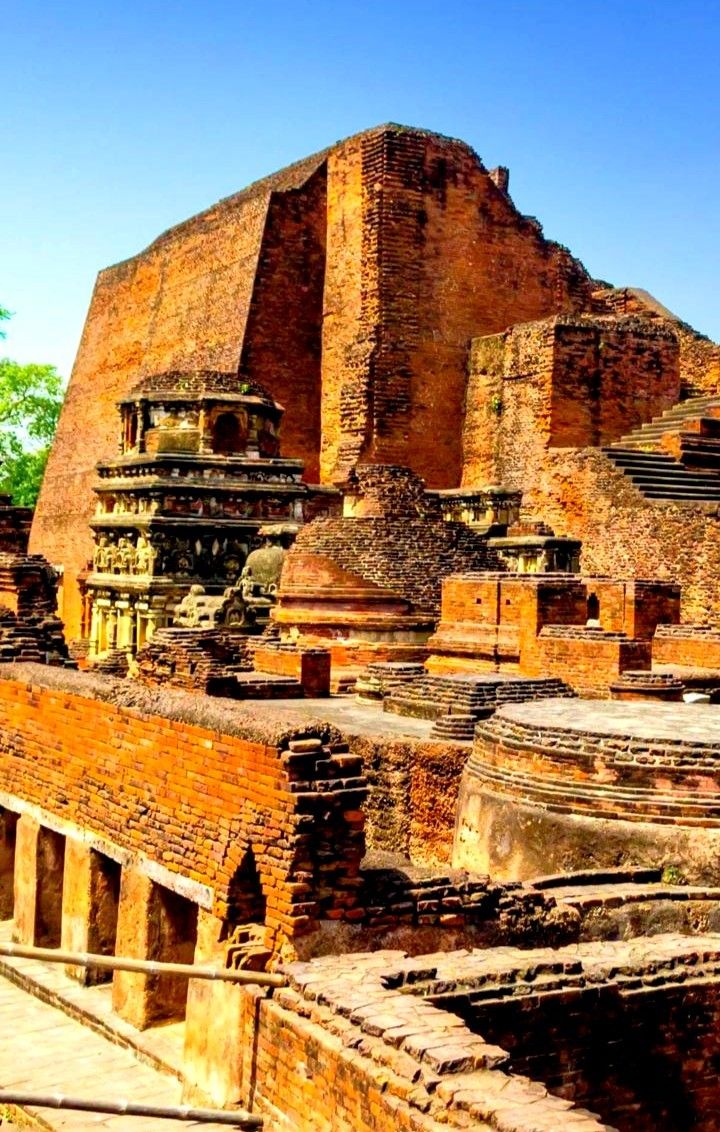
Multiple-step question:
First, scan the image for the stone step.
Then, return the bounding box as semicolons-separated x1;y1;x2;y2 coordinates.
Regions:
623;475;720;489
386;675;573;721
612;397;720;450
603;446;720;501
642;491;720;501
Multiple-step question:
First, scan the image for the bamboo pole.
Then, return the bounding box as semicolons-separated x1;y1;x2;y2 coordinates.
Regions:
0;942;285;987
0;1091;262;1126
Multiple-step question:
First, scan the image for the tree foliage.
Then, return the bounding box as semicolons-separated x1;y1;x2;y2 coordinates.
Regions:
0;306;64;506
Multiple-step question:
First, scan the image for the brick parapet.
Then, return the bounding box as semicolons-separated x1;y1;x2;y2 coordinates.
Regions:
0;664;581;957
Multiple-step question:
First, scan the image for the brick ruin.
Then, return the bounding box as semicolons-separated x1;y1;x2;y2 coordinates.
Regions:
3;123;720;1129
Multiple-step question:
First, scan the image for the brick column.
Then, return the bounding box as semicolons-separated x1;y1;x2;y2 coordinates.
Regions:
0;810;18;920
182;910;249;1107
112;866;198;1030
13;816;65;947
61;840;120;984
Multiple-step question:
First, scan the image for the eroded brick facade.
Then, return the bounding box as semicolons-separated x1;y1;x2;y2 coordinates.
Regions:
32;124;600;641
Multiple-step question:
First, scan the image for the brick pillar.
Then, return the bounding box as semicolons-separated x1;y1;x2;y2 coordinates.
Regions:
61;840;120;984
112;867;198;1030
182;910;249;1107
0;810;18;920
13;816;65;947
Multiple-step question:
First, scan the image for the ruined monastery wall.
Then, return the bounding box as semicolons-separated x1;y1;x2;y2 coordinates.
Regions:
320;129;596;486
239;163;328;482
517;447;720;623
0;666;365;951
462;316;680;488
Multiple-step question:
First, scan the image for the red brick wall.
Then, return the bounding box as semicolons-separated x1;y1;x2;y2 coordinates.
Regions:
468;981;720;1132
253;646;331;697
428;575;589;670
462;316;680;487
239;165;327;482
238;989;474;1132
592;286;720;395
0;671;365;951
534;629;651;695
551;319;679;447
513;447;720;623
653;625;720;669
321;129;597;487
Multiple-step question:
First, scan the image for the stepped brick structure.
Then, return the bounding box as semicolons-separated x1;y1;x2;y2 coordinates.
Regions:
9;123;720;1130
456;698;720;884
32;124;601;643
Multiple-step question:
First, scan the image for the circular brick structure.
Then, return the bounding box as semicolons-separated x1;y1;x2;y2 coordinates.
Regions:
453;698;720;884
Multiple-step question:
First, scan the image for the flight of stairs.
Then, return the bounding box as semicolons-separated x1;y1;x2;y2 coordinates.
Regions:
603;394;720;501
602;449;720;501
611;394;720;450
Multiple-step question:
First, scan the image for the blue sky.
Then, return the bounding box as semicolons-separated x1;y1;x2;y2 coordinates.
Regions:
3;0;719;378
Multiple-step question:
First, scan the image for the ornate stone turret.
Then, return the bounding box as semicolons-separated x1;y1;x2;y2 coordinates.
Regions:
85;371;311;659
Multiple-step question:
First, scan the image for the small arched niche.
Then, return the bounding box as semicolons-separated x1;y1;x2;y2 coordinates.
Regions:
587;592;600;622
212;412;245;455
225;847;266;929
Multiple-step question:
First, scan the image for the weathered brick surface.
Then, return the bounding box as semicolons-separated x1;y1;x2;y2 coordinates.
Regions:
459;312;720;621
236;944;618;1131
321;130;595;487
515;445;720;623
427;573;677;696
462;315;680;488
0;665;367;953
32;124;600;640
592;285;720;394
253;644;331;697
443;933;720;1132
653;623;720;670
353;733;474;867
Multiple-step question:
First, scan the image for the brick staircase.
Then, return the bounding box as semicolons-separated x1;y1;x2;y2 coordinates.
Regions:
603;393;720;500
384;672;574;740
601;449;720;501
610;394;720;451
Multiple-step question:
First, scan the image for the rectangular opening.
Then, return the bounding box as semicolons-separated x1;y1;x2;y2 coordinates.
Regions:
37;827;65;948
0;809;18;920
87;851;121;984
154;884;199;1023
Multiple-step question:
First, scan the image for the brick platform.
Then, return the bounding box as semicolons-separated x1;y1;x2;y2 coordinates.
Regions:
455;698;720;882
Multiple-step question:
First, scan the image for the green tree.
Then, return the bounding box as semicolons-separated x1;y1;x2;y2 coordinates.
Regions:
0;307;64;506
